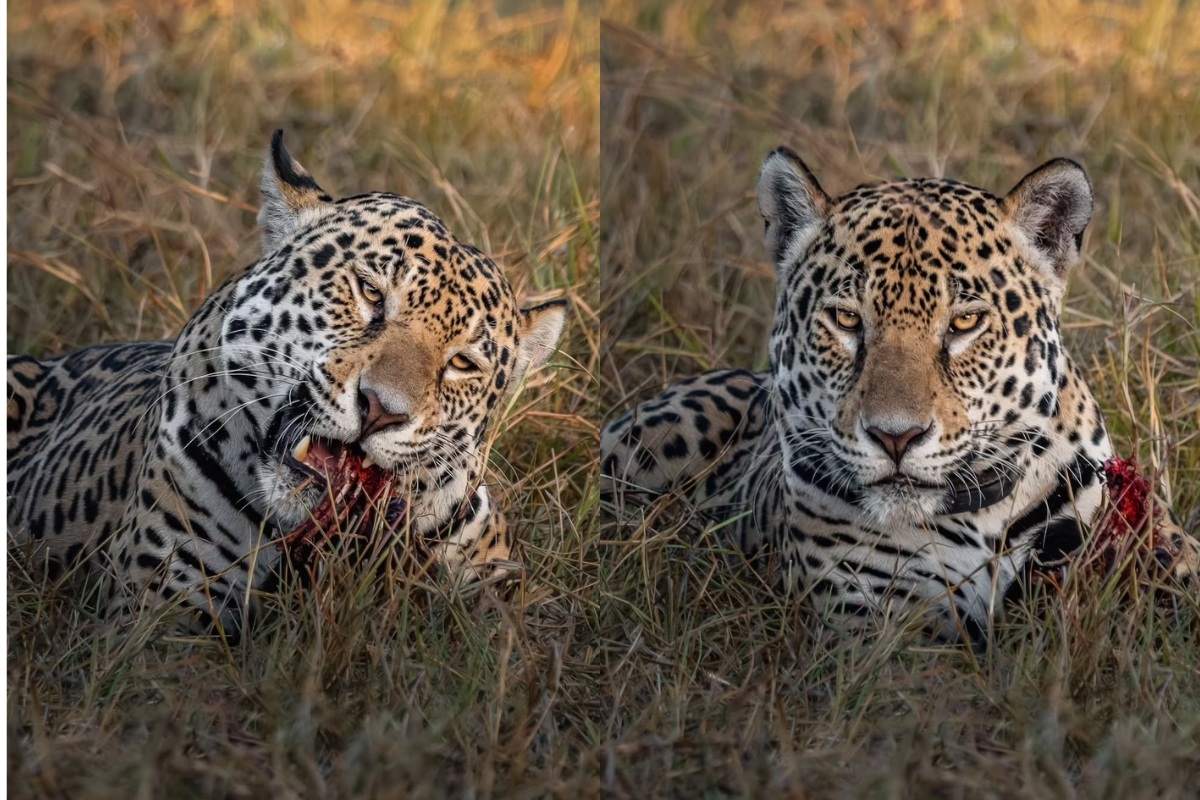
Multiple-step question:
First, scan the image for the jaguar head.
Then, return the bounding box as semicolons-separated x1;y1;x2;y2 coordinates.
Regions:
757;147;1094;525
219;131;566;530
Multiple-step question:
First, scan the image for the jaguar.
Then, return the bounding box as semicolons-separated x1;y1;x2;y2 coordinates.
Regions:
602;147;1194;645
8;130;566;637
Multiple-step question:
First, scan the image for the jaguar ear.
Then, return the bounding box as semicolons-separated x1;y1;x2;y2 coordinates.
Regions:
258;130;334;253
1002;158;1093;278
757;146;831;270
514;298;568;381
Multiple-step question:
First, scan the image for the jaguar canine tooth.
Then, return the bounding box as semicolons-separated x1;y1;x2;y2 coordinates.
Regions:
293;435;312;462
361;454;377;469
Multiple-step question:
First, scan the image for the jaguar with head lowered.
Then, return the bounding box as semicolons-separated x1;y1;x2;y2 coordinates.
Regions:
602;148;1191;645
8;131;566;636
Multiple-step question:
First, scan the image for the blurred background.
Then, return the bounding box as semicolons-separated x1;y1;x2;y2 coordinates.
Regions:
8;0;597;353
601;0;1199;520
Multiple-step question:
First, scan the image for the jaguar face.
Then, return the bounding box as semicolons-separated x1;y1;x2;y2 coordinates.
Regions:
757;148;1093;525
217;132;565;529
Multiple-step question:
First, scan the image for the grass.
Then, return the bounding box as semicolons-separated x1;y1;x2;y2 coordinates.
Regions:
6;0;1200;797
7;0;599;796
598;0;1200;796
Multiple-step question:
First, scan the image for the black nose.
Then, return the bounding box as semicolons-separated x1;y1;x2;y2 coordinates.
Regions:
866;423;930;465
357;387;411;438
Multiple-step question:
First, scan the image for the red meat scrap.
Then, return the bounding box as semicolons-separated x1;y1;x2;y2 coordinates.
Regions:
277;449;409;570
1089;456;1199;588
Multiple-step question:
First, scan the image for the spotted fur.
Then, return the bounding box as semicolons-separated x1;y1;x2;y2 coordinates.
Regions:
603;149;1155;644
8;131;566;635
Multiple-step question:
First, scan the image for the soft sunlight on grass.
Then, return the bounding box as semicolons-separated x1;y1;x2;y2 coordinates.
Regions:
599;0;1199;795
7;0;1200;795
8;1;597;796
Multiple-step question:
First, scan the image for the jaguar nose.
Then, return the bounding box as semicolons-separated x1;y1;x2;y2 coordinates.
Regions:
357;387;411;438
865;423;930;465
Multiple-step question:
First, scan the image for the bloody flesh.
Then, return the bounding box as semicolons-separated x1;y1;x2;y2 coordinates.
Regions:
277;449;406;568
1088;456;1194;595
1100;456;1154;541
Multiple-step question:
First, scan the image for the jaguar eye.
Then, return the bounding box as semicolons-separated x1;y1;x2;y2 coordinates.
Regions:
830;308;862;332
448;353;477;372
949;311;984;333
359;279;383;305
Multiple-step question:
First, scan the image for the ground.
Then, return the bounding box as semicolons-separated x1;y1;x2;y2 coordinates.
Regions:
6;0;1200;797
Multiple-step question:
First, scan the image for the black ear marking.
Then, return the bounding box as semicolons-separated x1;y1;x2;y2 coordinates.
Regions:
258;130;334;252
269;130;329;198
522;297;569;315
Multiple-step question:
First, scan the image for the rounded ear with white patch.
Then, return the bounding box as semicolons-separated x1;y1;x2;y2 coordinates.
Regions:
756;146;831;269
514;298;568;382
1002;158;1093;279
258;130;334;253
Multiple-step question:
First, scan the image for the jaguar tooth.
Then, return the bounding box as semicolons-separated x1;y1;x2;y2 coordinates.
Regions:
361;454;377;469
293;435;312;463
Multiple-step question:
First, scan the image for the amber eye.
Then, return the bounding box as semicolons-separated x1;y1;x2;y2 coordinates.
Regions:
949;311;984;333
360;279;383;305
448;353;477;372
831;308;862;331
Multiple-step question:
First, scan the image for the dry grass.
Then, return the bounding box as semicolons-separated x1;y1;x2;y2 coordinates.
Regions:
599;0;1200;796
7;0;1200;796
8;0;598;796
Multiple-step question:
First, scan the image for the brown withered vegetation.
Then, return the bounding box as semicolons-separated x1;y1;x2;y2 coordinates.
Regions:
9;1;597;797
7;0;1200;796
598;1;1199;797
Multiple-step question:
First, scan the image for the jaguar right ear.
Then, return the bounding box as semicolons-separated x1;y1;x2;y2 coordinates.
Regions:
1002;158;1093;281
258;130;334;254
756;147;831;270
514;298;568;381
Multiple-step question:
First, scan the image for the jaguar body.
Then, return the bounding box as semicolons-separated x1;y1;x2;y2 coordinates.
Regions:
602;149;1114;644
8;131;566;635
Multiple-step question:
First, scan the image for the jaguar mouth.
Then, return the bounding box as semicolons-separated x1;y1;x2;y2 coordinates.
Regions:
257;403;424;545
870;464;1017;515
265;403;382;486
942;463;1017;514
279;433;379;483
872;473;941;491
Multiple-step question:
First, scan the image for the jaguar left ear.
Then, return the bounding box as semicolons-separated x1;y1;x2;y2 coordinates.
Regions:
515;299;568;379
258;130;334;253
1002;158;1093;279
